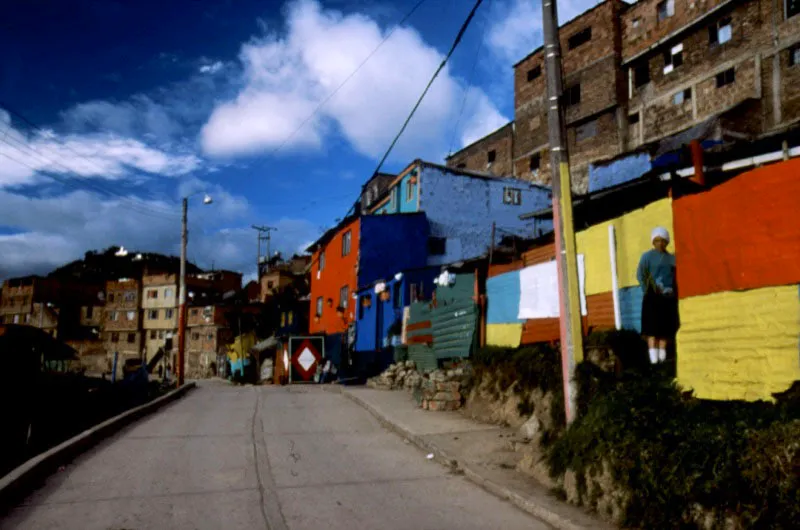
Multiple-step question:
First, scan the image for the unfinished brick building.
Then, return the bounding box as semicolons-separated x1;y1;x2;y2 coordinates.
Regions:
447;0;800;191
103;279;143;372
445;122;515;177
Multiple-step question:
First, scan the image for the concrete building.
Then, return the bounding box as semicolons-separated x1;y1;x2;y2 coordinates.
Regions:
445;122;515;177
186;303;232;379
141;273;178;364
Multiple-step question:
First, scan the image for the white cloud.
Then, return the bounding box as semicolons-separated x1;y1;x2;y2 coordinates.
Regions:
0;110;201;188
199;61;224;74
0;188;315;280
486;0;597;66
201;0;509;160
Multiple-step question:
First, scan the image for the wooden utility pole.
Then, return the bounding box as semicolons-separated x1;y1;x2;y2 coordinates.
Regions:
252;225;277;279
177;197;188;387
541;0;584;424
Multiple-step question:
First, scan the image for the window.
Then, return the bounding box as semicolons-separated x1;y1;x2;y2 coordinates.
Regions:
148;309;158;320
487;150;496;164
316;296;323;317
428;237;446;256
108;294;115;303
319;251;325;272
663;43;683;74
165;309;174;319
529;153;541;173
406;179;414;201
207;333;214;341
672;88;692;105
267;280;274;289
190;308;199;316
127;333;136;343
86;306;93;319
716;67;735;87
124;292;135;302
503;187;522;205
340;285;349;310
126;311;136;321
12;314;20;324
790;44;800;66
657;0;675;22
25;313;31;323
281;312;287;327
568;27;592;50
787;0;800;19
709;17;732;46
149;330;156;339
147;289;158;299
527;65;541;81
158;330;165;339
192;332;200;341
111;332;119;343
342;230;352;256
109;311;118;321
393;282;402;309
288;311;293;325
564;84;581;106
575;119;598;142
633;62;650;87
628;112;640;125
164;288;173;298
632;17;641;28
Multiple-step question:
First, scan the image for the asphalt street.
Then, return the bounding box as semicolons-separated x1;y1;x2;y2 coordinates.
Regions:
1;381;551;530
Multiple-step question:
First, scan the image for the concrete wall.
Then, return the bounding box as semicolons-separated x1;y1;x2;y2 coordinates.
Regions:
359;213;429;289
419;165;551;266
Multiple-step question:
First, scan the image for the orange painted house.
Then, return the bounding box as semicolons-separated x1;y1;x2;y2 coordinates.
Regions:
308;216;360;335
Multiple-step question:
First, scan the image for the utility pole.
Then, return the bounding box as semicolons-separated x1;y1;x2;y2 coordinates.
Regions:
541;0;584;425
177;197;188;387
252;225;277;278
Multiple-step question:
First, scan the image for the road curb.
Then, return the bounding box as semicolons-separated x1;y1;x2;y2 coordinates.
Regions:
0;382;196;511
340;389;600;530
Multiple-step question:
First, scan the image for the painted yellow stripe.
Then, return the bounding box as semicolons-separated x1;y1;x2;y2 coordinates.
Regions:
486;323;523;348
576;198;674;295
676;286;800;402
559;162;584;362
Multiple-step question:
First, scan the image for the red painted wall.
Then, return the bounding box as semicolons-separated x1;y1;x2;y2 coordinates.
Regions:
309;218;360;335
674;159;800;299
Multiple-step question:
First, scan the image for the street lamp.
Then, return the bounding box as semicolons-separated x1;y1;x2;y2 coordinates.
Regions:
177;191;213;386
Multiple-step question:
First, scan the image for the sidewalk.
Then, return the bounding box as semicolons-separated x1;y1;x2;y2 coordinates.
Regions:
338;386;614;530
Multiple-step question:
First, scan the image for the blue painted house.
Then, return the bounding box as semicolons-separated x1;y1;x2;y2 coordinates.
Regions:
354;267;439;355
367;160;552;266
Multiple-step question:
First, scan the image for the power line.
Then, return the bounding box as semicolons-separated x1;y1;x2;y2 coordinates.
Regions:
331;0;487;226
371;0;485;177
448;2;489;157
0;103;181;219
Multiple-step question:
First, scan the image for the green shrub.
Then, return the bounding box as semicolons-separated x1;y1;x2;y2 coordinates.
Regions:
547;366;800;529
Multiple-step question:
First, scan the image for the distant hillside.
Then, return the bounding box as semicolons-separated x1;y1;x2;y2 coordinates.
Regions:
47;246;203;284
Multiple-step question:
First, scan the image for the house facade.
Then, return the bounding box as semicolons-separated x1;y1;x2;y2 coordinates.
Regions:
367;160;552;266
102;279;143;368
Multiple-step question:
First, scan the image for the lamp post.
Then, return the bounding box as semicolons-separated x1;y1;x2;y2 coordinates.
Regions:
177;192;213;386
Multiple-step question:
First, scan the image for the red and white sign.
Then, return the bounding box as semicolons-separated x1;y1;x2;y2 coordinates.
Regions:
292;339;321;381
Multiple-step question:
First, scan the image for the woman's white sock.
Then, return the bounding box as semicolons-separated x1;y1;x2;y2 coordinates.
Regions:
658;348;667;362
648;348;658;364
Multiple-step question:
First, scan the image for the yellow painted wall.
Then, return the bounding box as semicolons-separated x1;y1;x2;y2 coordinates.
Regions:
677;286;800;401
487;323;523;348
576;198;674;295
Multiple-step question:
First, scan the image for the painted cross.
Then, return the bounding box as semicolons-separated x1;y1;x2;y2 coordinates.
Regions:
292;339;321;381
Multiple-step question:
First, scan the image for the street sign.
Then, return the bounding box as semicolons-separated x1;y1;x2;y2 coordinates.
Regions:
291;338;322;381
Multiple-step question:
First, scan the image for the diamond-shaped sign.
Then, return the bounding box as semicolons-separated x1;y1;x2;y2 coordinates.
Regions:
292;339;321;381
297;347;316;372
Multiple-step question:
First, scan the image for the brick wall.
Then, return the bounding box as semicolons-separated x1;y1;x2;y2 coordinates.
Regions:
102;330;142;354
445;123;514;176
622;0;729;60
104;308;140;331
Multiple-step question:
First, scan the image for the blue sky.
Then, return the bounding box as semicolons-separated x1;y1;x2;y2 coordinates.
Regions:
0;0;596;281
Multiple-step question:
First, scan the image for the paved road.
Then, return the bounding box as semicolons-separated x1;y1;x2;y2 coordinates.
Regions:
1;381;551;530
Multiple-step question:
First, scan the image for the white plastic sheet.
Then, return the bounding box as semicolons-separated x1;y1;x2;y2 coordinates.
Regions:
517;255;587;319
